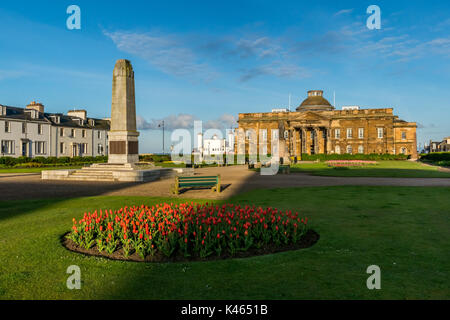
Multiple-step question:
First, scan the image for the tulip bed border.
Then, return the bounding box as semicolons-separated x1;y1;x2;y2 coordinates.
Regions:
62;202;319;263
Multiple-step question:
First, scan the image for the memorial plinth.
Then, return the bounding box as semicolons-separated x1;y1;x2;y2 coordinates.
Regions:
42;59;191;182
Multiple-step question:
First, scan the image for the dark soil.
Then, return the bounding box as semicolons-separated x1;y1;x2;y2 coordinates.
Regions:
62;229;320;263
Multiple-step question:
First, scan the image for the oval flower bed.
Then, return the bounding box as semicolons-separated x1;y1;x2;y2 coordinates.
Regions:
326;160;378;167
63;202;318;262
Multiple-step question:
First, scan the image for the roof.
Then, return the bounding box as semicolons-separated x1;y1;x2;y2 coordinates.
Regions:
296;90;334;112
0;105;49;123
0;104;110;130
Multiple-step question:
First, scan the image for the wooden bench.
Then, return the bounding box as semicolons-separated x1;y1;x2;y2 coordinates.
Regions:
173;175;221;195
279;165;290;174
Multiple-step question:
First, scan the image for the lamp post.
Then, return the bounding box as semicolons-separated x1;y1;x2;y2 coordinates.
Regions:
158;120;165;155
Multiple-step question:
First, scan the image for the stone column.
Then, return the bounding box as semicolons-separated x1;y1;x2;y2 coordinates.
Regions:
294;129;301;157
304;128;311;155
314;127;320;154
317;127;325;154
109;59;140;164
326;128;332;154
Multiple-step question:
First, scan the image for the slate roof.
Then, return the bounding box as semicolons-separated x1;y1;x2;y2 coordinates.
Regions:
0;104;110;130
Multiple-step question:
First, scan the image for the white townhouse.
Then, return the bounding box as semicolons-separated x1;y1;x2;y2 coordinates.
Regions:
0;101;110;158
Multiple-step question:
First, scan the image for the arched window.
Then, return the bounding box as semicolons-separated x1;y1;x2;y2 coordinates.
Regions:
335;145;341;154
358;145;364;154
401;147;407;154
347;145;352;154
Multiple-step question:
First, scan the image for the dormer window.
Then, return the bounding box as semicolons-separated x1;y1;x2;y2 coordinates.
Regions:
51;115;61;124
25;109;39;119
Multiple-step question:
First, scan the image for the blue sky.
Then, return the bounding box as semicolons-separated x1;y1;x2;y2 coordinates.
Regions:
0;0;449;152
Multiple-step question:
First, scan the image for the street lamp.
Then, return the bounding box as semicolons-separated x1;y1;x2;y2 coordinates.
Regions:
158;120;165;155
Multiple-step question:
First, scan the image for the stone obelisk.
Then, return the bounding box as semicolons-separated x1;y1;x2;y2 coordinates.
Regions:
108;59;140;164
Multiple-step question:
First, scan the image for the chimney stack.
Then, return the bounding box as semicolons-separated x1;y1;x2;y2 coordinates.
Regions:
26;101;44;113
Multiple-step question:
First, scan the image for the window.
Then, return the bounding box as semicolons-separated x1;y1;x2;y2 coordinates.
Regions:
401;147;407;154
81;143;88;154
377;128;384;139
358;145;364;154
22;122;27;134
5;121;11;133
347;128;353;139
60;128;64;137
60;142;65;154
358;128;364;139
97;131;101;139
335;145;341;154
98;144;103;154
347;145;353;154
260;129;267;141
38;124;43;135
35;141;46;155
401;132;406;140
335;128;340;139
71;129;75;137
82;129;86;138
1;140;14;154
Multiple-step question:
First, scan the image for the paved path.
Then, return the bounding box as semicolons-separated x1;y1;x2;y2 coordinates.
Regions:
0;165;449;201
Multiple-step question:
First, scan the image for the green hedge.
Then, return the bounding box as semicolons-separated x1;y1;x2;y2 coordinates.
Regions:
420;152;450;162
299;153;410;161
0;156;107;167
436;160;450;167
139;154;172;163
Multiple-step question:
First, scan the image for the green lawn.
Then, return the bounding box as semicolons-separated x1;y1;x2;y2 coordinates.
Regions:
0;186;449;299
290;161;450;178
0;166;83;174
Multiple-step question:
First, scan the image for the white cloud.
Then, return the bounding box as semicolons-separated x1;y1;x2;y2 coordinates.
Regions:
334;9;354;17
137;113;237;131
104;30;217;81
0;70;28;81
103;29;310;82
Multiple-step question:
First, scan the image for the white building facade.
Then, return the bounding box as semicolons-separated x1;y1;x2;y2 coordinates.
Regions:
0;102;110;158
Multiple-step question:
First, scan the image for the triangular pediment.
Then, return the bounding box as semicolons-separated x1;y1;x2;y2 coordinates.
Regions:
298;111;329;121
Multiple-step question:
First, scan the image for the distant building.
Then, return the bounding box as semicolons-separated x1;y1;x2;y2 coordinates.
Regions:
342;105;360;111
424;137;450;153
237;90;418;161
271;108;290;113
196;132;234;157
0;101;110;158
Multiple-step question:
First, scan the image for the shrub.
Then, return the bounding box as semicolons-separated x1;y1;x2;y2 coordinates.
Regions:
14;162;43;168
0;155;108;168
139;154;171;163
67;202;310;259
437;160;450;167
0;156;18;166
420;152;450;162
300;153;409;161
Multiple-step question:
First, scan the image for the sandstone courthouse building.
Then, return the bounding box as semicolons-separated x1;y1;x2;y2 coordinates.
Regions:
237;90;418;161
